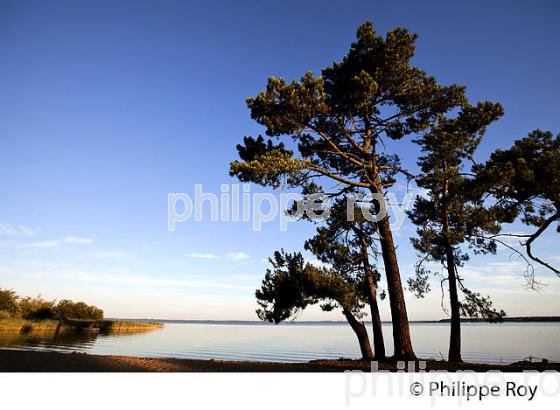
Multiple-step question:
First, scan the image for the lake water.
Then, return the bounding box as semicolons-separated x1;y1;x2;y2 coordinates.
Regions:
1;322;558;364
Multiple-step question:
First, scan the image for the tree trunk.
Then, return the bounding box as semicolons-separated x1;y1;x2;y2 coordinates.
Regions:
367;291;386;360
365;135;414;360
445;247;462;362
376;215;416;360
443;216;462;362
442;162;462;363
343;308;374;361
355;230;386;360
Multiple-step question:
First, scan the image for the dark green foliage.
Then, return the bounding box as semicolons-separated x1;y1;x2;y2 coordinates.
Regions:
19;296;56;320
408;102;505;362
256;250;365;323
230;21;465;194
477;130;560;275
0;289;103;321
256;200;380;323
459;289;505;323
304;198;378;280
54;299;104;321
232;20;467;360
408;101;506;320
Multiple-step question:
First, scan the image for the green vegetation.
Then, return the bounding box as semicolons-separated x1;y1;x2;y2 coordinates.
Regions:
0;289;162;334
477;130;560;277
0;289;103;321
257;250;376;360
0;318;163;334
406;103;506;362
0;318;60;332
234;20;560;363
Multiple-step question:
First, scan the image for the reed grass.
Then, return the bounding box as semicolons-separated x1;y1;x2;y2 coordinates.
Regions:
0;318;163;334
98;320;164;333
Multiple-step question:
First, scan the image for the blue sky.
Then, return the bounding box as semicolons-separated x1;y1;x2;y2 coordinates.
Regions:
1;0;559;320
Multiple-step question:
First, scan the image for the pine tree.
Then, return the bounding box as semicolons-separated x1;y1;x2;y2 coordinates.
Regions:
231;21;465;359
477;130;560;276
304;197;386;360
408;102;505;362
256;250;375;360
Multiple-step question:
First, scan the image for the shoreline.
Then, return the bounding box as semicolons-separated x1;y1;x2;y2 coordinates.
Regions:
1;349;558;372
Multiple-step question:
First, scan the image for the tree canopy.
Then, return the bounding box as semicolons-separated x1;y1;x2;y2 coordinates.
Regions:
477;130;560;275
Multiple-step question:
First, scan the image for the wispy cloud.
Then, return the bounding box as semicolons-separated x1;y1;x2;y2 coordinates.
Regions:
185;251;251;262
62;236;93;245
0;224;38;237
225;252;250;262
16;236;93;249
17;240;60;249
186;252;219;260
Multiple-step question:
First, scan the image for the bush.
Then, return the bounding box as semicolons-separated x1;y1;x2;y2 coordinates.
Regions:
19;296;55;320
54;299;104;321
0;289;104;322
0;289;19;316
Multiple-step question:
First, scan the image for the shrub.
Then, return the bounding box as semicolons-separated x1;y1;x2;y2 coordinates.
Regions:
19;296;55;320
54;299;104;321
0;289;19;316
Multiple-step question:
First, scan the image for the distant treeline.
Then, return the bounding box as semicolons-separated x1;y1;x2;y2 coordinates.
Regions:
439;317;560;323
0;288;103;321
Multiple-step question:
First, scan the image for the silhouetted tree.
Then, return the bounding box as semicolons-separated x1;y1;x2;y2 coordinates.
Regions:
304;197;386;359
256;250;374;360
231;21;466;359
408;102;506;362
477;130;560;277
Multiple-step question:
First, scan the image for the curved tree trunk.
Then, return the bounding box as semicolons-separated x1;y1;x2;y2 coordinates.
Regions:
376;215;416;360
367;292;386;360
342;308;374;361
355;230;386;360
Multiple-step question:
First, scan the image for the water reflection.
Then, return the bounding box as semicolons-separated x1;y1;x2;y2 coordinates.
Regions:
0;327;157;354
0;330;97;352
1;322;559;364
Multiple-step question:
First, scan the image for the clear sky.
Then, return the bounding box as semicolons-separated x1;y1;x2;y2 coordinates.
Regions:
1;0;559;320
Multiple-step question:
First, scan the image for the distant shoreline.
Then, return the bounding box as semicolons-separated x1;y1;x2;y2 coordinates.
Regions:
109;317;560;325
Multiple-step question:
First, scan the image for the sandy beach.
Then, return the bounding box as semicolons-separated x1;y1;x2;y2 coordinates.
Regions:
0;349;558;372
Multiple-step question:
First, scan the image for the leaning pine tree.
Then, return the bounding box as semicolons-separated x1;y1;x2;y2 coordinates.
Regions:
304;196;386;360
256;250;375;360
408;102;506;362
230;21;465;360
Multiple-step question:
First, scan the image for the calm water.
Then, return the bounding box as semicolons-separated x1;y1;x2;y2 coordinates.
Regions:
1;322;559;364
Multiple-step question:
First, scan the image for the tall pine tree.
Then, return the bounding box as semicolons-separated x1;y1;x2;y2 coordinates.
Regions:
231;22;465;359
408;102;505;362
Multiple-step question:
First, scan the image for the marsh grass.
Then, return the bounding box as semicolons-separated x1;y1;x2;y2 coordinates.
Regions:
0;318;163;334
98;320;164;333
0;318;60;332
